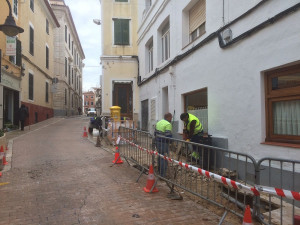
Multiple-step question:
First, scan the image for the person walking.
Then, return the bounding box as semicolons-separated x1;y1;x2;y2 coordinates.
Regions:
154;113;172;178
19;104;29;131
180;112;203;160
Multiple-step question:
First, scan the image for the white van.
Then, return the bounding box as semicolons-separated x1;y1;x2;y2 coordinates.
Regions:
87;108;96;116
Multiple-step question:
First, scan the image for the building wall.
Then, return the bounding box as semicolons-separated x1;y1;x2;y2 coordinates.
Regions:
137;0;300;160
0;0;22;129
100;0;139;120
17;0;58;125
50;1;85;117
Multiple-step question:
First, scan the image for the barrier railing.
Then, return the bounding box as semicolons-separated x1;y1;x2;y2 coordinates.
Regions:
256;158;300;225
116;127;300;224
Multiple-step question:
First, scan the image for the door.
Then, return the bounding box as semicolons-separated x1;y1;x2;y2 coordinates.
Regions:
113;83;133;119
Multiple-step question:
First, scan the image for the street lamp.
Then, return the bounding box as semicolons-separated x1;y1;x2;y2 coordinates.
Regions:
93;19;101;25
0;0;24;37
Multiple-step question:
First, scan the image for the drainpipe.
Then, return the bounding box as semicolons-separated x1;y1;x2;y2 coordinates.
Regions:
131;56;140;85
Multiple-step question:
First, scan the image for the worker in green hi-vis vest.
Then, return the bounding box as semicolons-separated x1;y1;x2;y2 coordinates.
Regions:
154;113;173;178
180;112;204;160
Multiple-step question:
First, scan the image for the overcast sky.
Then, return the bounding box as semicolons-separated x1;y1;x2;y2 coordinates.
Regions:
64;0;102;92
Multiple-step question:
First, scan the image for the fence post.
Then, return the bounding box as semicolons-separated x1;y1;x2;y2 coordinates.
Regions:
254;161;261;220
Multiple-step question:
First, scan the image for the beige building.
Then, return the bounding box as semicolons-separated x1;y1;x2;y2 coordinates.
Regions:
100;0;139;121
50;0;85;116
18;0;60;125
0;0;23;129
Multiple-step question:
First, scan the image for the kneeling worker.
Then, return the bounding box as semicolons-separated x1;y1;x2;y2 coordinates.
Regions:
155;113;172;177
180;112;203;160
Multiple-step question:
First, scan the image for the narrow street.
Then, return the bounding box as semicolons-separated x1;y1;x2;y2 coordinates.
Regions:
0;117;231;225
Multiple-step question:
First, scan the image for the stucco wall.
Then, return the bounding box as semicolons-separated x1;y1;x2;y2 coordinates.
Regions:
137;0;300;160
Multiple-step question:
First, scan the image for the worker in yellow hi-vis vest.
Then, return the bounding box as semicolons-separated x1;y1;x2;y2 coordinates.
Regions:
180;113;203;160
154;113;173;177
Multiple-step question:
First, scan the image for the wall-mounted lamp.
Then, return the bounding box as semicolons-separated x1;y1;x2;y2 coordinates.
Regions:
0;0;24;37
93;19;101;25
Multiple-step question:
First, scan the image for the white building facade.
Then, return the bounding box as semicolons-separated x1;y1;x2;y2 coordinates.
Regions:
137;0;300;160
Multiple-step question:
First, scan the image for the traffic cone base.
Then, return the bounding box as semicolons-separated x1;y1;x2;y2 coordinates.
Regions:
112;152;123;164
242;205;253;225
144;165;159;193
82;127;88;137
3;156;8;165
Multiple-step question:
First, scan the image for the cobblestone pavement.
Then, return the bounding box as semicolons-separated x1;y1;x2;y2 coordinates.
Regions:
0;117;232;225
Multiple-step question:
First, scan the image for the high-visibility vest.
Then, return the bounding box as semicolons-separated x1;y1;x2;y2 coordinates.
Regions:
155;119;172;137
186;113;203;135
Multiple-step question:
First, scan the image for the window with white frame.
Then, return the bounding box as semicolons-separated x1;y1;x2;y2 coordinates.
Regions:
161;23;170;63
46;19;49;34
146;39;153;73
189;0;206;42
46;45;49;69
29;25;34;55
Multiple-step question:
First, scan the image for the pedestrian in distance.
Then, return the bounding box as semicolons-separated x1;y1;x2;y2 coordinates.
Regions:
180;112;204;160
154;112;173;178
18;104;29;131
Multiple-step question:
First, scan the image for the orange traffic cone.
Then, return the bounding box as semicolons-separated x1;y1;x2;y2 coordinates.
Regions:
82;127;88;137
242;205;253;225
112;146;123;164
0;146;6;166
144;164;159;193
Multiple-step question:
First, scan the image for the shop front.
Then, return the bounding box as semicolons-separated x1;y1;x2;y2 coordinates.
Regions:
0;71;21;130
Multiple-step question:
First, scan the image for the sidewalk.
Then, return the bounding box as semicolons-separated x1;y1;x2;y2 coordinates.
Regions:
2;117;66;172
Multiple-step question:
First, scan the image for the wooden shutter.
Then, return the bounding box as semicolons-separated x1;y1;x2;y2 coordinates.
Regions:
30;26;34;55
122;19;129;45
189;0;206;34
114;19;129;45
16;39;22;67
29;73;34;100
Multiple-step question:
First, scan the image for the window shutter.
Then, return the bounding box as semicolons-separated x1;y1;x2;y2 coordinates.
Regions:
114;19;122;45
16;39;22;66
122;20;129;45
189;0;206;34
29;73;34;100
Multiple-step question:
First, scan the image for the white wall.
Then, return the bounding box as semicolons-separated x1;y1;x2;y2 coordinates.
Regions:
137;0;300;160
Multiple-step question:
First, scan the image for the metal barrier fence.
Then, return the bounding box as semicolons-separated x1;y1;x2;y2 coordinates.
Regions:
256;158;300;225
115;127;300;225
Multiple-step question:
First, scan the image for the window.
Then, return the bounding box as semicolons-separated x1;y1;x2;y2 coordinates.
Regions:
46;45;49;69
68;63;71;84
161;23;170;62
68;34;71;49
115;0;128;2
113;19;130;45
146;39;153;72
46;19;49;34
189;0;206;42
45;82;49;102
13;0;18;16
29;25;34;55
91;102;94;106
72;41;73;55
72;69;73;84
29;73;34;100
91;96;94;98
30;0;34;12
65;89;67;105
265;64;300;144
65;57;67;76
65;25;67;43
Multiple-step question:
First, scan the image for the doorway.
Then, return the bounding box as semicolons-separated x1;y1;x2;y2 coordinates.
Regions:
113;82;133;119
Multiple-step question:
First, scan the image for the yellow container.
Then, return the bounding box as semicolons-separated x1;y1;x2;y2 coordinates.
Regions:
110;106;121;120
